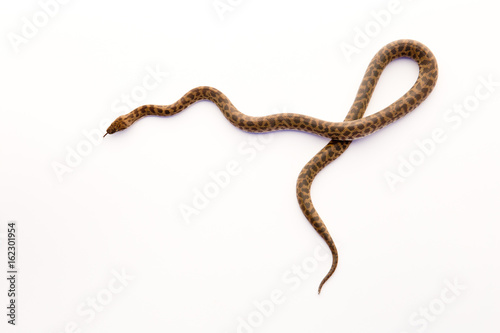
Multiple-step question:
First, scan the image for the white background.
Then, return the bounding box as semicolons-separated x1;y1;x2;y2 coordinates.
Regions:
1;0;499;332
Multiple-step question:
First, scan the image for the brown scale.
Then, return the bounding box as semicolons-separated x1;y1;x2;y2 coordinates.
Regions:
105;39;438;293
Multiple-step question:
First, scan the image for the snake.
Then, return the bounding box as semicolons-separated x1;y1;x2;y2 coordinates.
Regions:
105;39;438;294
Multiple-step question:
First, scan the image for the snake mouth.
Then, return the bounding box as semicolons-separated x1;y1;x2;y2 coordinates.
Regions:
104;125;117;136
105;117;127;136
105;126;118;134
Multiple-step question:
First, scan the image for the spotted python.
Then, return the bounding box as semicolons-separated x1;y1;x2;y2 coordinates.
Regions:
105;39;438;293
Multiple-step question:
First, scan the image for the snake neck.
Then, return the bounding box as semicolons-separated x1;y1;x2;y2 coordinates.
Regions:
125;87;228;126
106;87;227;135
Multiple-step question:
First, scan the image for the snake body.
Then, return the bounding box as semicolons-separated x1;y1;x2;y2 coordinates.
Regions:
106;39;438;293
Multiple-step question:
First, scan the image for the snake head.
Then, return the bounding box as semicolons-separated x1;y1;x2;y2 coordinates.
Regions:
105;116;127;135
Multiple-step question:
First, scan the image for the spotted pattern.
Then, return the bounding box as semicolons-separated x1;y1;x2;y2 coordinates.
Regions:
106;39;438;293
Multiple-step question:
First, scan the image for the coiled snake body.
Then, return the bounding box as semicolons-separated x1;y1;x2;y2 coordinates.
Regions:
106;39;438;293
